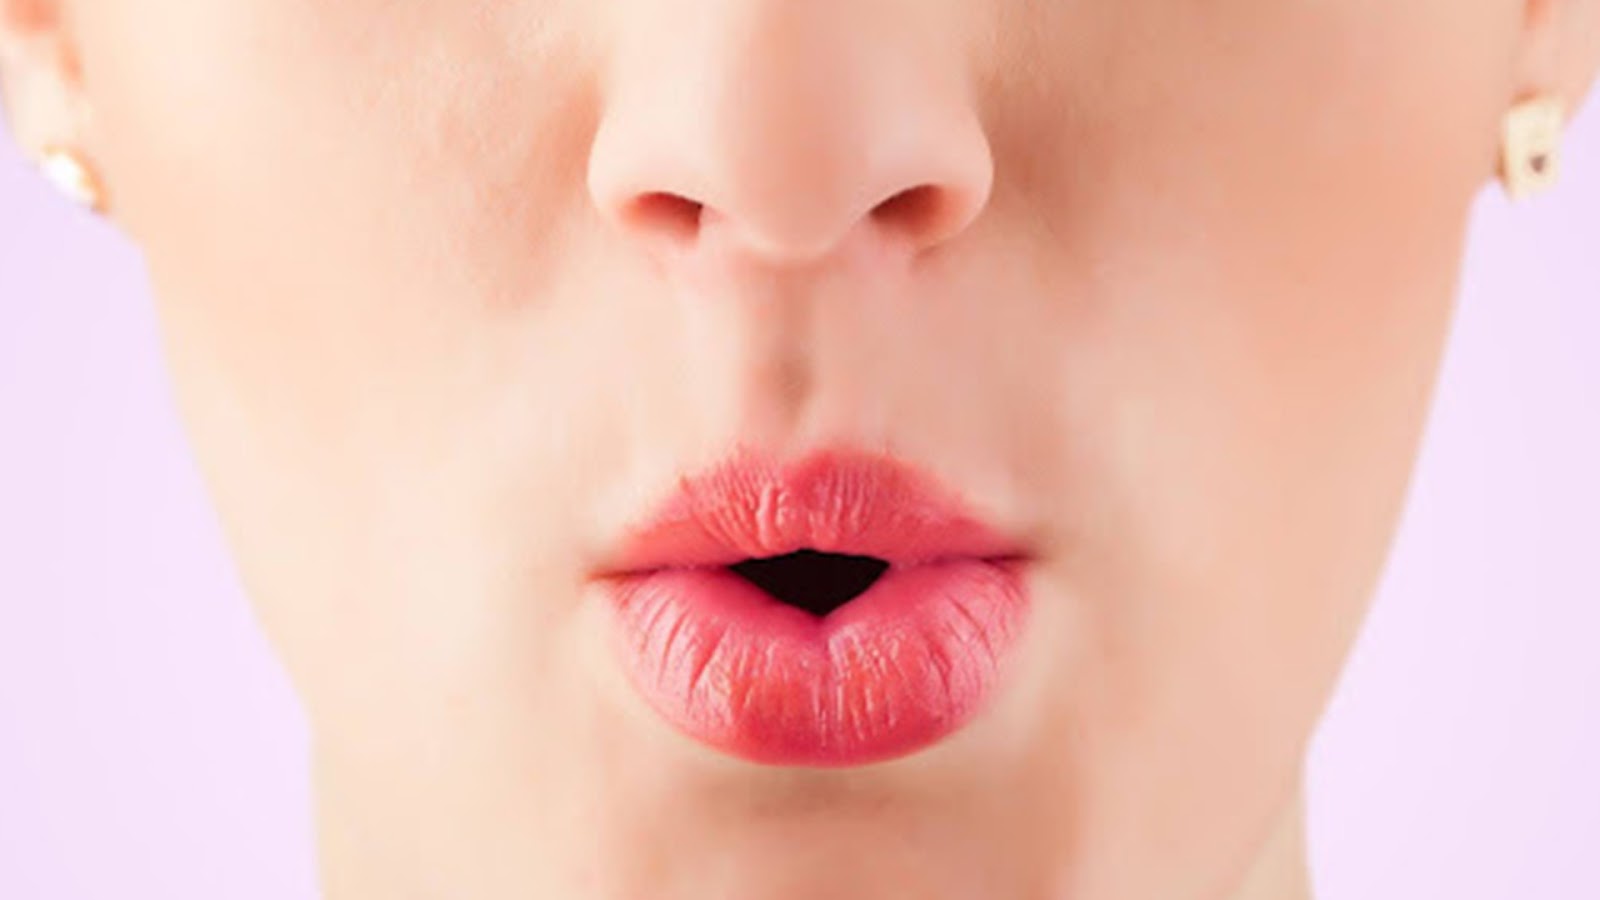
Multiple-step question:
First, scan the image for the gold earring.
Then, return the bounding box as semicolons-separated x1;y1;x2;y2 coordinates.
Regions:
1499;95;1566;201
36;144;108;214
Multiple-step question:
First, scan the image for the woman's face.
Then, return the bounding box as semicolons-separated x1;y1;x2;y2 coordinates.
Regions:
26;0;1587;896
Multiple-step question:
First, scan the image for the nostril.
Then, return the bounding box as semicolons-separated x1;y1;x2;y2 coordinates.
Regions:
870;184;963;249
625;191;705;244
872;184;939;225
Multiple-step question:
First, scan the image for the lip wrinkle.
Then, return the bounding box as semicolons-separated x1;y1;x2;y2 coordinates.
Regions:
685;622;729;706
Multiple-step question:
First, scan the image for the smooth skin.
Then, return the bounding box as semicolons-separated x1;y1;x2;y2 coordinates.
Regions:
3;1;1597;898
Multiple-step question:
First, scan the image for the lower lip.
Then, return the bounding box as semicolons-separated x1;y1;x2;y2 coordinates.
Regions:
598;556;1031;767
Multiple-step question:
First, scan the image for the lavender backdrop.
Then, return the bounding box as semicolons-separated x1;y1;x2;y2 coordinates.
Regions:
2;98;1596;898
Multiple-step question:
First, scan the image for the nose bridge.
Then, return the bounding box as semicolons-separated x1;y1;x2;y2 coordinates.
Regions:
587;0;993;267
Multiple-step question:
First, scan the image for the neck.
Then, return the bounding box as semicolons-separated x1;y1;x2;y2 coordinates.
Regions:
1228;783;1313;900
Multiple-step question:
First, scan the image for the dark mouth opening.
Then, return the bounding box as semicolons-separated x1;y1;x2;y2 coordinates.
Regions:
727;549;891;617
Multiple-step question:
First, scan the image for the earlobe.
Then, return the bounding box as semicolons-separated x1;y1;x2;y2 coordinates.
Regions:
1517;0;1600;118
1554;0;1600;115
1576;0;1600;109
1493;0;1598;198
0;0;90;160
1;0;111;215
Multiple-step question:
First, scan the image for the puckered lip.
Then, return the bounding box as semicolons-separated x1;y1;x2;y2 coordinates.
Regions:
588;445;1035;579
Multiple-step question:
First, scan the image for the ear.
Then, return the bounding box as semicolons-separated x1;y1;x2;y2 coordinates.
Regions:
1518;0;1600;116
0;0;90;160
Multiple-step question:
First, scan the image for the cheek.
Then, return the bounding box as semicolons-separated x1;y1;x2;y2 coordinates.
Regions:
75;0;596;469
72;0;607;701
998;0;1512;880
81;0;595;339
1099;0;1503;690
1033;0;1507;664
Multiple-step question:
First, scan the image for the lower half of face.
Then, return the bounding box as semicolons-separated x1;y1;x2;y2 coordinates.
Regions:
76;0;1514;896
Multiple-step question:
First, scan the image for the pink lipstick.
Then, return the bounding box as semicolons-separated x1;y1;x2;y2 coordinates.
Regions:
589;447;1034;767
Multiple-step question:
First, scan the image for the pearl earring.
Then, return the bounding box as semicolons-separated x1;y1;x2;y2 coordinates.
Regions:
36;144;108;214
1499;96;1566;201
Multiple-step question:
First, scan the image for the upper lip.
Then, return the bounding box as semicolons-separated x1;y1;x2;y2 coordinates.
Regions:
590;445;1033;578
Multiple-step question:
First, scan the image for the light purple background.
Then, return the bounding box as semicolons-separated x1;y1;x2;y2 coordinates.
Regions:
2;95;1597;898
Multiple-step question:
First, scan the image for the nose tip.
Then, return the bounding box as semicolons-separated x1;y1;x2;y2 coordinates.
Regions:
586;11;994;269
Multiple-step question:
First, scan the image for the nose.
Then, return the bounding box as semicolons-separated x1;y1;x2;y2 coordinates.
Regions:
586;1;994;271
